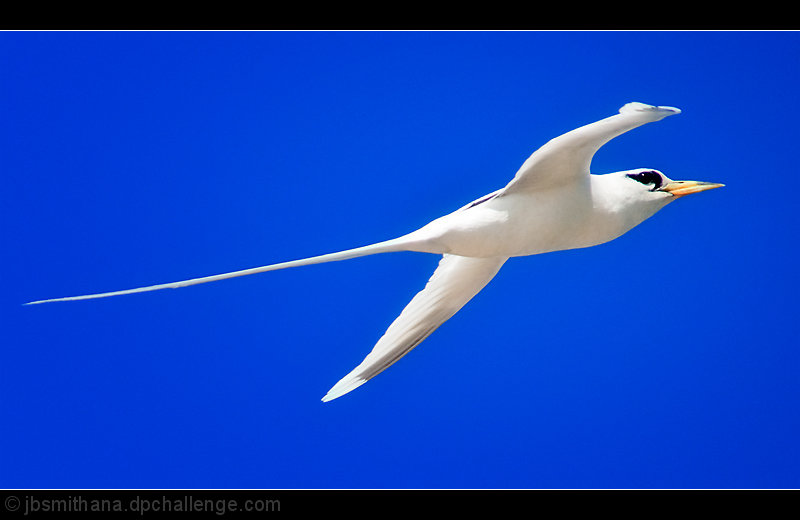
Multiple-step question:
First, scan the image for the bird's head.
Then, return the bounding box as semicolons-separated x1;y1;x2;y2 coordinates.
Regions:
624;168;724;199
599;168;724;228
613;168;724;205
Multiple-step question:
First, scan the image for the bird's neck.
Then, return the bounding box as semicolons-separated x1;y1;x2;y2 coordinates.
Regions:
589;175;670;244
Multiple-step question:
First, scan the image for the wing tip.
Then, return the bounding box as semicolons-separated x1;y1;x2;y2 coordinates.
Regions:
321;376;367;402
619;102;681;118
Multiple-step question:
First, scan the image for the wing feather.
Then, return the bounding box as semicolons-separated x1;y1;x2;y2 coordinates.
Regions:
322;254;507;401
501;102;681;194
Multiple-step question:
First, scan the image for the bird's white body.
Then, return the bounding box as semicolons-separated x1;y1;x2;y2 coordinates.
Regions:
26;102;723;402
405;174;668;259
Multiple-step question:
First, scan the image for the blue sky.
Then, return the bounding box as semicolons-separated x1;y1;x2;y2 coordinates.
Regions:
2;31;799;489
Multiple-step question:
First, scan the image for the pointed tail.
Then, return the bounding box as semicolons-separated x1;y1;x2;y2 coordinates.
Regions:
24;237;410;305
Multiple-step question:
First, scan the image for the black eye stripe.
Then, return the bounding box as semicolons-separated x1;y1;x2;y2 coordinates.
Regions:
627;171;663;190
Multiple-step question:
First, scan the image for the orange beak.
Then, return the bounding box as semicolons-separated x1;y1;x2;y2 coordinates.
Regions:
662;180;725;198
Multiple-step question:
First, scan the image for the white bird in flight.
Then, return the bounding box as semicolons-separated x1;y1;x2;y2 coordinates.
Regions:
27;102;723;402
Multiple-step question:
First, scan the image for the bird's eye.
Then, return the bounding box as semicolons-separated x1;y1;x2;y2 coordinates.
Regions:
627;170;663;190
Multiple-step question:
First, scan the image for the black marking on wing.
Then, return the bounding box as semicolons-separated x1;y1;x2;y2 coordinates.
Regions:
463;192;499;210
357;324;440;384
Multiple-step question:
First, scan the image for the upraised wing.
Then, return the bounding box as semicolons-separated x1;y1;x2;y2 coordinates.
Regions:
322;254;508;402
501;102;681;194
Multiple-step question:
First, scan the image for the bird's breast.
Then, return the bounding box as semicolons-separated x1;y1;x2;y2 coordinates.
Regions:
414;187;627;258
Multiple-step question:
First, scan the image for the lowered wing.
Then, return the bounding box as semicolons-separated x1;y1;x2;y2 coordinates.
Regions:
322;254;508;401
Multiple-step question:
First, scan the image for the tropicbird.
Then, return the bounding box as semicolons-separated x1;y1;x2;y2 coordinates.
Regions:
26;102;724;402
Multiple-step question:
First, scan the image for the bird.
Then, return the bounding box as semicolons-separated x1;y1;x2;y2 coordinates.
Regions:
26;102;724;402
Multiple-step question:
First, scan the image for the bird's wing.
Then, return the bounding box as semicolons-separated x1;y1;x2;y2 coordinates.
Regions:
501;102;681;194
322;254;507;402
